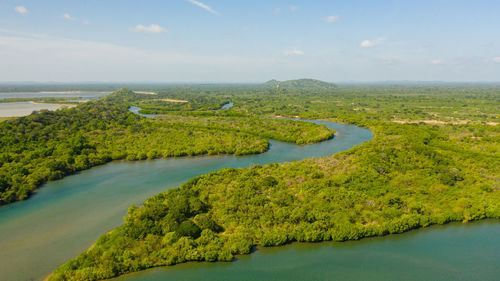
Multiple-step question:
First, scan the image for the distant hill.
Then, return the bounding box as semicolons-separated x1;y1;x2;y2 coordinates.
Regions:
263;79;336;90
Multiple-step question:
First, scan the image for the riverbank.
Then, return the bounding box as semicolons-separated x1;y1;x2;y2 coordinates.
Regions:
0;117;15;122
39;91;112;94
29;101;78;106
113;220;500;281
0;120;371;281
48;115;499;281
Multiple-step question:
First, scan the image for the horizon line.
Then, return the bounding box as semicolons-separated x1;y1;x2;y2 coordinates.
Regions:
1;80;500;85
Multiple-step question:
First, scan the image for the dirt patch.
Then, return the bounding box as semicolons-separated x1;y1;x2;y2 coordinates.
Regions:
153;98;188;103
134;91;157;95
392;119;498;126
392;119;470;125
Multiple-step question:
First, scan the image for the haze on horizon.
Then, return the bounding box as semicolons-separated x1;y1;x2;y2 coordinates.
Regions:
1;0;499;83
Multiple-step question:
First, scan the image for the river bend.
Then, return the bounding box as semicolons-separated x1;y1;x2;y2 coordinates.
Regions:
0;120;371;281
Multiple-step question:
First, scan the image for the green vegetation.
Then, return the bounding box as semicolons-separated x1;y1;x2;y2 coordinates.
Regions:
48;83;499;281
0;97;80;104
156;115;333;144
136;96;227;114
264;79;337;90
0;117;15;122
0;89;334;204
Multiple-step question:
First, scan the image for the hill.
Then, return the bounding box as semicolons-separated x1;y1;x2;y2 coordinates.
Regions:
264;79;336;90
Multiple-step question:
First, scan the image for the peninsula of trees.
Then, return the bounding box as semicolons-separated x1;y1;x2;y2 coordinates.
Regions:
47;82;499;281
0;89;334;204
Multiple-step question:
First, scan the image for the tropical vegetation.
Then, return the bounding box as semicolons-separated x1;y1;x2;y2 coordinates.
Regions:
0;88;334;204
46;82;499;280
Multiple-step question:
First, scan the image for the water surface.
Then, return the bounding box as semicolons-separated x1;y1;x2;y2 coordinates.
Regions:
0;120;372;281
129;106;157;118
0;92;111;117
220;102;234;109
0;102;74;117
0;92;110;100
117;221;499;281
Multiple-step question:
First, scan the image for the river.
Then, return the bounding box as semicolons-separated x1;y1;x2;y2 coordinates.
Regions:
117;220;499;281
0;119;373;281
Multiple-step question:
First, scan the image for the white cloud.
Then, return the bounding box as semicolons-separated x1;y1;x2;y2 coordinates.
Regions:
0;33;271;82
63;13;76;21
83;20;91;25
430;59;443;65
282;49;304;56
186;0;219;15
273;8;281;14
324;16;339;23
360;38;385;48
290;5;299;12
15;6;28;14
129;24;167;33
493;57;500;63
1;30;499;82
360;40;375;48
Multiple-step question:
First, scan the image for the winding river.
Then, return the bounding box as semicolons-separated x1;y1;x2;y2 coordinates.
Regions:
0;119;373;281
0;115;498;281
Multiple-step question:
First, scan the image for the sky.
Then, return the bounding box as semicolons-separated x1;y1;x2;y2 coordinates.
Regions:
0;0;499;83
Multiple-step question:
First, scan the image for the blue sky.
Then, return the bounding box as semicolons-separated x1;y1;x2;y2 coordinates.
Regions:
1;0;499;82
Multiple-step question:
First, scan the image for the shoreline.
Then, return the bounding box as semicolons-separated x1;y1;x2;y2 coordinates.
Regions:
29;101;78;107
49;218;500;281
0;102;76;118
38;91;112;94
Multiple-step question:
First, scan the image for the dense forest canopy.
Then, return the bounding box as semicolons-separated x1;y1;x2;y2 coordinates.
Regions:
0;88;334;204
44;84;499;281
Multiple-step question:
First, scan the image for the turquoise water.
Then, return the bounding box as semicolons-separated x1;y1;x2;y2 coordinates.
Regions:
129;106;157;118
0;120;372;281
117;221;499;281
220;102;234;109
